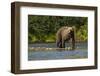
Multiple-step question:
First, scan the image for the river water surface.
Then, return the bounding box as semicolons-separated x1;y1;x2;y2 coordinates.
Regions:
28;42;87;60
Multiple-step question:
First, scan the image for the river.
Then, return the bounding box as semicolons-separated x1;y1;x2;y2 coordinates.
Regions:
28;42;87;60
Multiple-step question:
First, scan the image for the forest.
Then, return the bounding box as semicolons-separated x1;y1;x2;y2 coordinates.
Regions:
28;15;88;43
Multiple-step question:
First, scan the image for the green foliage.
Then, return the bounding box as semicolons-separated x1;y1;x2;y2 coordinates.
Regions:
28;15;88;43
76;24;88;41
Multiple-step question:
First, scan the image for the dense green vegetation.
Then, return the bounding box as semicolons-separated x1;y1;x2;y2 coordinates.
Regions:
28;15;88;43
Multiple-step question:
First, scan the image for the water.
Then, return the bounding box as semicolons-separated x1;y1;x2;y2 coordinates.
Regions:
28;42;88;60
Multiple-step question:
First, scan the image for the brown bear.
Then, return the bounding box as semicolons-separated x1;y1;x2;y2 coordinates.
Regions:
56;26;75;49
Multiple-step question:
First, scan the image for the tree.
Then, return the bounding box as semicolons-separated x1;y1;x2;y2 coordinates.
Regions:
28;15;88;43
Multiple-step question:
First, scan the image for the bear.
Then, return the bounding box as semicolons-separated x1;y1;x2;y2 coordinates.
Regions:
56;26;75;49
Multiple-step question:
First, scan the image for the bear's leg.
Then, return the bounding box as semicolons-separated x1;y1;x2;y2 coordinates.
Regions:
59;42;62;48
57;41;60;47
57;39;62;48
72;40;75;50
62;40;65;48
